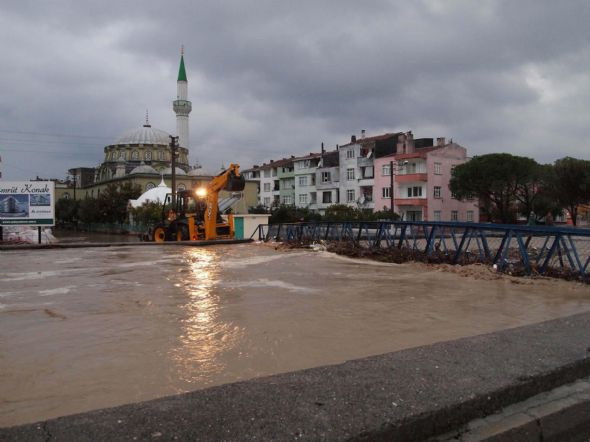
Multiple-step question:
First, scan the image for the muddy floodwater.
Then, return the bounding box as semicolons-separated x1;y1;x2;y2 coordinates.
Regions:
1;243;590;426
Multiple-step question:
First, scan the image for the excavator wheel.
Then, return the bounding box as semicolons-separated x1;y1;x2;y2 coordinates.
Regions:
153;226;167;243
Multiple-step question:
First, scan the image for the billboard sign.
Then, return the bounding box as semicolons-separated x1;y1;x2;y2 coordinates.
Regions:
0;181;55;226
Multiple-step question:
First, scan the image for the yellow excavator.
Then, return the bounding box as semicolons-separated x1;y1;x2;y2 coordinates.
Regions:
149;164;245;242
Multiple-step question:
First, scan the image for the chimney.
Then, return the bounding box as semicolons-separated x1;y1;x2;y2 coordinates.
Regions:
361;129;366;139
397;133;407;154
405;131;415;154
437;137;446;147
336;144;339;151
351;135;356;143
270;159;274;163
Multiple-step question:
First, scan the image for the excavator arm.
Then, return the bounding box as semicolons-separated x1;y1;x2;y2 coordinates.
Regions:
202;164;245;240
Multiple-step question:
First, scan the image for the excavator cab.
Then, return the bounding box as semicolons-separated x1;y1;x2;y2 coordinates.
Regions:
151;191;202;242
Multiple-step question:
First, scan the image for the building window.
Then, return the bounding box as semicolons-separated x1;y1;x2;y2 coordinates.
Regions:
145;182;155;191
347;189;355;202
322;191;332;204
346;149;355;159
131;150;139;160
263;169;271;178
434;162;441;175
63;192;70;199
382;187;391;198
159;151;165;161
144;151;152;161
451;210;458;221
299;194;308;204
263;197;270;206
297;160;311;169
346;168;355;180
282;195;293;205
434;186;441;198
407;186;422;197
434;210;441;221
177;184;186;191
467;210;474;222
263;183;271;192
322;171;331;182
298;176;308;186
382;164;391;176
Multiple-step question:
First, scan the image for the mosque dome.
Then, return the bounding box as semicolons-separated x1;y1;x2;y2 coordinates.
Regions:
129;178;171;208
160;166;187;175
187;166;214;177
130;162;158;175
115;124;171;146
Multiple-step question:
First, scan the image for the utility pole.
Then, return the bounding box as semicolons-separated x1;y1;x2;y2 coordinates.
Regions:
389;160;394;219
169;135;179;200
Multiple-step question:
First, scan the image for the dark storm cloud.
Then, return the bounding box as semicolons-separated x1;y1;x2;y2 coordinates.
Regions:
0;0;589;179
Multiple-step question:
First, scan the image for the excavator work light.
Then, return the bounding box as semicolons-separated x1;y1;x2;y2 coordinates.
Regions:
195;187;207;198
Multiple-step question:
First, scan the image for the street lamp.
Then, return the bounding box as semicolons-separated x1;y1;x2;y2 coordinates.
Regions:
389;160;408;219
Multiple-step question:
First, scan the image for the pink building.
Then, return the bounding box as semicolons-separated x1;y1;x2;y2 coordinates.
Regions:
373;136;479;222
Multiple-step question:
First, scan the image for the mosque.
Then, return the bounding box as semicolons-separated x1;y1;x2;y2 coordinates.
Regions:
56;50;256;212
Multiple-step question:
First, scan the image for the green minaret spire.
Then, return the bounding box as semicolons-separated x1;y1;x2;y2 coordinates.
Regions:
178;56;187;82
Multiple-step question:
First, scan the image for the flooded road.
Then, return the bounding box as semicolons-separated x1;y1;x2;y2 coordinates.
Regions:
1;243;589;426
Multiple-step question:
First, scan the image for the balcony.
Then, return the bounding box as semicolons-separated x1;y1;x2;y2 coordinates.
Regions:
395;173;428;183
394;198;427;206
357;177;374;186
357;157;373;167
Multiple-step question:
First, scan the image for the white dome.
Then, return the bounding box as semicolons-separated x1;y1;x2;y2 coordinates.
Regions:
130;163;158;175
187;167;214;177
115;124;171;145
160;166;187;175
129;179;171;208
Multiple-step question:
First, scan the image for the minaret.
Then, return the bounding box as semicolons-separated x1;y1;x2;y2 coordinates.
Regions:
173;46;192;150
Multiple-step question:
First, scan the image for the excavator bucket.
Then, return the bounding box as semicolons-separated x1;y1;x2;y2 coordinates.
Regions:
225;173;245;192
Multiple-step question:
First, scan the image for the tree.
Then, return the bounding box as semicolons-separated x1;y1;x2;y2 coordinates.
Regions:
55;198;79;225
549;157;590;226
323;204;358;221
372;208;400;221
269;205;322;223
129;201;163;226
450;153;543;223
97;182;142;223
77;197;100;224
248;204;270;214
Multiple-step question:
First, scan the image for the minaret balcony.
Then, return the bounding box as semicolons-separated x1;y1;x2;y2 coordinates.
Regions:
173;99;192;115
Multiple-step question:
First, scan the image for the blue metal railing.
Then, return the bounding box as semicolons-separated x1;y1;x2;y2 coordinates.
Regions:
254;221;590;279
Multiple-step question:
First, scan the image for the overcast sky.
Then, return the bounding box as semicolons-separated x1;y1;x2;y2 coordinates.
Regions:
0;0;589;180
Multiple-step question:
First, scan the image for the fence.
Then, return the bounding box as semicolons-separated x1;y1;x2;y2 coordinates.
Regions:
254;221;590;279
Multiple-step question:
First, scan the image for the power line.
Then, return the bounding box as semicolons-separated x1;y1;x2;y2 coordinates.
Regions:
1;147;101;155
0;128;114;140
0;139;103;148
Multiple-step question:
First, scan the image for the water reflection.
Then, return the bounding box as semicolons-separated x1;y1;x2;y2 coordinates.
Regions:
172;248;242;386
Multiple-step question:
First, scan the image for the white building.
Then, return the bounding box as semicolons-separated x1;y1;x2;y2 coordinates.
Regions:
293;153;321;210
